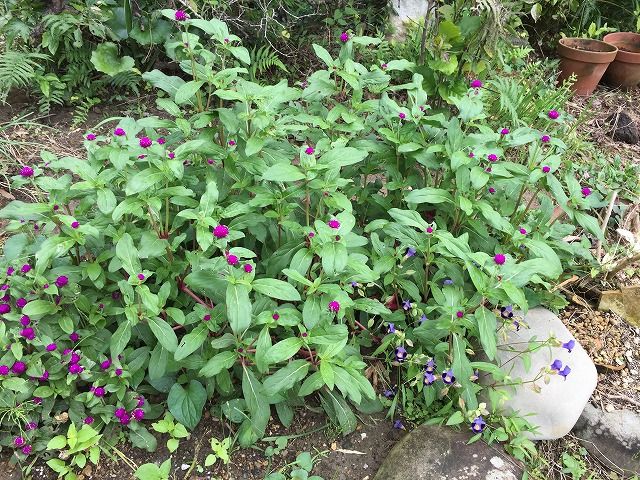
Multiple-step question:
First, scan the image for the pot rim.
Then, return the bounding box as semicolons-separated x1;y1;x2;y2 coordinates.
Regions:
603;32;640;64
558;37;618;64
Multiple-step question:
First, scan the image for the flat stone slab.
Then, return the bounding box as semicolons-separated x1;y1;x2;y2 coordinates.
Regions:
490;307;597;440
573;403;640;475
599;286;640;327
373;424;522;480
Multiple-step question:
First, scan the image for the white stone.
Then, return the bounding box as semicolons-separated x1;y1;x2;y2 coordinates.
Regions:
389;0;430;39
490;307;597;440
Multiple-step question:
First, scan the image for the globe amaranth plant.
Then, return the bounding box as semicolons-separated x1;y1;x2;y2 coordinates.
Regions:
0;11;605;466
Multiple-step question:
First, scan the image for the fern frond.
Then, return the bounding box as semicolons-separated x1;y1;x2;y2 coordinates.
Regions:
110;71;141;95
0;50;50;103
249;45;288;81
71;97;101;127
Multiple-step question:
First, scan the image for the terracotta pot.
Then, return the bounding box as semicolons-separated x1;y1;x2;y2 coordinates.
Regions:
602;32;640;88
557;38;618;96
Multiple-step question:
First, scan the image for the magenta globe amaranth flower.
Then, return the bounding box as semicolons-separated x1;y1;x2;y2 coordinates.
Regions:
12;361;26;374
93;386;105;397
25;422;37;431
0;365;9;375
442;369;456;384
175;10;188;21
488;153;498;162
339;31;349;43
14;436;25;447
132;408;145;421
115;368;123;376
471;416;486;433
398;112;406;120
519;227;527;235
86;133;96;141
16;297;27;308
70;352;81;364
139;137;152;148
548;110;560;120
115;407;127;419
542;165;551;173
137;273;145;281
46;343;57;352
243;264;253;273
100;359;111;370
213;224;229;238
21;445;32;455
20;327;35;340
500;128;510;135
84;416;94;425
541;135;551;143
426;226;433;233
228;139;236;146
395;346;407;362
114;128;126;136
381;63;388;70
328;219;340;229
581;187;592;197
157;137;166;145
137;396;145;407
33;397;42;404
470;79;483;88
494;253;506;265
71;221;79;229
305;147;315;155
55;275;68;287
0;303;10;314
456;310;464;318
69;332;80;342
20;166;34;178
328;301;340;313
227;254;239;266
21;264;31;273
68;363;83;374
488;187;496;194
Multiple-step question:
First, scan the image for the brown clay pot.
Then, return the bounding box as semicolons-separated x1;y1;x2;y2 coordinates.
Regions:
602;32;640;88
557;38;618;96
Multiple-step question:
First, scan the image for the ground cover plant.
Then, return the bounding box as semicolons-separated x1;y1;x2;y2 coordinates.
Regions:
0;10;612;477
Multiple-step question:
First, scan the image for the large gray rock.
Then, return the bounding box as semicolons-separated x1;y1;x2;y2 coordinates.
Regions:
389;0;430;39
573;403;640;475
373;424;523;480
490;307;597;440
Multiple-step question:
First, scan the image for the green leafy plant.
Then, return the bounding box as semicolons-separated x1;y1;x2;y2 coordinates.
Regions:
45;423;101;480
134;458;171;480
204;436;231;467
151;412;189;453
265;451;326;480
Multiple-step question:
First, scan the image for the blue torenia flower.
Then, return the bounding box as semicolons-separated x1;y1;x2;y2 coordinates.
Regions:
419;314;427;324
402;299;412;311
562;339;575;353
471;416;486;433
559;366;571;379
423;372;436;386
387;323;396;334
406;247;416;257
550;359;563;371
395;346;407;362
500;305;513;319
383;388;396;398
442;369;455;384
425;359;436;373
393;419;404;429
443;279;453;286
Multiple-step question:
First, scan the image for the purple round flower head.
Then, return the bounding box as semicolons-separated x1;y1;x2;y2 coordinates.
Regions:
471;416;486;433
550;359;563;371
115;407;127;419
486;167;492;173
395;346;407;363
405;247;416;257
7;266;14;275
21;445;32;455
423;372;436;386
305;147;315;155
1;294;9;302
381;63;388;70
25;422;37;431
226;254;239;266
500;305;513;319
132;408;144;421
157;137;166;145
468;152;475;159
20;166;34;178
175;10;188;21
68;363;83;374
46;343;57;352
84;416;94;425
488;153;498;162
69;332;79;342
402;299;412;311
0;303;10;314
328;301;340;313
0;365;8;375
21;264;31;273
93;386;105;397
541;135;551;143
20;327;35;340
581;187;592;197
139;137;152;148
456;310;464;318
419;314;427;324
12;361;27;374
71;221;79;229
119;416;130;425
228;139;236;146
339;31;349;43
14;436;25;447
559;366;571;379
55;275;68;287
387;323;396;334
442;369;456;384
500;128;510;135
115;368;123;376
1;284;7;291
425;359;436;373
137;273;145;281
488;187;496;194
169;152;176;159
519;228;527;235
328;219;341;229
16;297;27;308
114;128;126;136
39;370;49;381
308;231;315;238
207;159;214;165
398;112;406;120
33;397;42;404
494;253;506;265
63;348;72;355
443;279;454;286
86;133;96;141
470;79;483;88
562;339;576;353
137;396;145;407
426;226;434;234
243;264;253;273
213;224;229;239
100;359;111;370
542;165;551;173
112;291;121;300
548;110;559;120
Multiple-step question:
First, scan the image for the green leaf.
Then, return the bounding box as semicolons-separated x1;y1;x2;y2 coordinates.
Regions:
475;307;497;361
175;80;204;105
264;338;303;364
90;42;134;76
405;188;453;204
199;181;219;216
3;377;29;393
22;300;57;317
111;320;132;359
312;43;334;67
142;69;187;100
116;233;141;276
252;278;301;301
174;324;208;361
125;168;165;195
353;298;391;315
318;147;367;167
128;426;158;453
263;359;309;395
226;283;252;334
446;410;464;425
321;242;348;276
167;381;207;430
47;435;67;450
199;351;237;377
147;317;179;353
262;164;306;182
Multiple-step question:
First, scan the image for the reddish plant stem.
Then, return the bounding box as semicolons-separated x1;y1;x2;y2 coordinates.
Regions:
179;282;211;308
